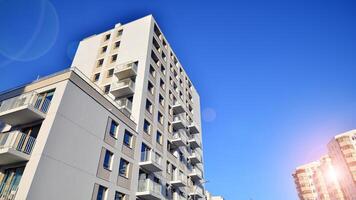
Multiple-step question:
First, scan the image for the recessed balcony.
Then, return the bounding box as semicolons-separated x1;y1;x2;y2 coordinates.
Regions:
170;171;187;187
188;121;199;134
114;62;138;79
188;135;201;149
188;150;202;164
139;151;162;172
172;113;186;130
137;179;162;200
189;186;204;199
189;167;203;181
110;78;135;98
170;130;187;148
0;130;36;165
172;100;184;114
0;92;50;126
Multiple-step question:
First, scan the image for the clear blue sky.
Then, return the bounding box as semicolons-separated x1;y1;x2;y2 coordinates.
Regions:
1;0;356;199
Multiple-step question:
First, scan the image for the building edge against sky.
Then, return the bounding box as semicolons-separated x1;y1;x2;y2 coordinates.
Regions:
0;15;225;200
292;129;356;200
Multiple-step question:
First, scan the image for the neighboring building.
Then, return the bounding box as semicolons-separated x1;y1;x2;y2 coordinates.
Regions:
0;15;205;200
293;161;319;200
327;130;356;199
205;191;224;200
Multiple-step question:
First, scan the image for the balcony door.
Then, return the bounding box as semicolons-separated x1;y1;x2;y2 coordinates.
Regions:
17;124;40;154
0;167;24;199
34;90;54;113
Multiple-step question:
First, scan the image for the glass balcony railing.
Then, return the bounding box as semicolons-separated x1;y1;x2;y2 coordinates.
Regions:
137;179;162;196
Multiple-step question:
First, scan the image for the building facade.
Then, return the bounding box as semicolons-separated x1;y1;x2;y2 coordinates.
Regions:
327;130;356;199
0;15;205;200
205;191;224;200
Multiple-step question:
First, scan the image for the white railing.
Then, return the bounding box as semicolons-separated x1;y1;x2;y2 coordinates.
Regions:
0;131;36;155
173;170;187;184
117;98;132;112
111;78;135;90
0;187;18;200
116;62;138;73
190;167;203;178
138;179;162;196
0;91;51;114
172;130;187;143
140;151;162;166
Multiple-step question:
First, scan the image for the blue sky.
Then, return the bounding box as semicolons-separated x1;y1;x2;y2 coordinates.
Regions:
1;0;356;199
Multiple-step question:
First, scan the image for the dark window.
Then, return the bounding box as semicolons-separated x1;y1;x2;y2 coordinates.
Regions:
105;34;110;41
143;119;151;134
123;130;133;147
119;159;129;177
107;69;114;77
109;120;118;138
103;150;113;170
94;73;100;82
97;185;107;200
104;85;110;94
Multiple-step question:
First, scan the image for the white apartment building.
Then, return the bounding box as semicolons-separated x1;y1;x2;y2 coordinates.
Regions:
205;191;224;200
327;130;356;199
0;15;205;200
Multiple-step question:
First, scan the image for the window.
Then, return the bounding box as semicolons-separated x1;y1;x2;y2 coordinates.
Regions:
105;34;111;41
103;150;113;170
119;158;129;178
160;79;165;90
101;46;107;53
109;120;118;138
159;94;164;106
143;119;151;134
97;59;104;67
117;29;123;36
104;85;110;94
107;69;114;78
111;54;118;62
147;81;154;95
161;65;166;75
145;99;153;113
162;52;166;61
97;185;107;200
94;73;100;82
149;65;156;77
156;131;163;145
123;130;133;147
158;112;164;125
115;192;126;200
114;41;121;48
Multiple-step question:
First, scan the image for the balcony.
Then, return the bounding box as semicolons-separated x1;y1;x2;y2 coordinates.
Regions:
117;98;132;116
139;151;162;172
170;130;187;148
137;179;162;200
170;171;187;187
188;135;201;149
0;92;50;126
172;113;186;130
110;78;135;98
114;62;138;79
0;130;36;165
188;121;199;134
173;192;186;200
172;100;184;114
189;186;204;199
188;150;202;164
189;167;203;181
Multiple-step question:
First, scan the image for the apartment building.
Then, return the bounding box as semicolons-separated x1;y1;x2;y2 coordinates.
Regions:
327;130;356;199
293;161;320;200
0;15;205;200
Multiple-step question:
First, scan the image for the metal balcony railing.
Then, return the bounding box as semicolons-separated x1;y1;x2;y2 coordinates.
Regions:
0;131;36;155
140;151;162;166
0;91;51;114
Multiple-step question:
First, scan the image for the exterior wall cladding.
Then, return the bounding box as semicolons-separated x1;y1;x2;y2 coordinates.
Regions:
0;15;205;200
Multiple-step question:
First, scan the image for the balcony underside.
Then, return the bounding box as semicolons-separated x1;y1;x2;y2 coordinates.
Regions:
189;139;200;148
139;161;162;172
136;192;161;200
188;124;199;134
0;105;45;126
170;180;186;187
115;68;137;80
110;85;134;98
172;104;184;114
189;156;201;164
172;120;185;130
0;148;30;165
171;138;186;148
189;173;203;181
